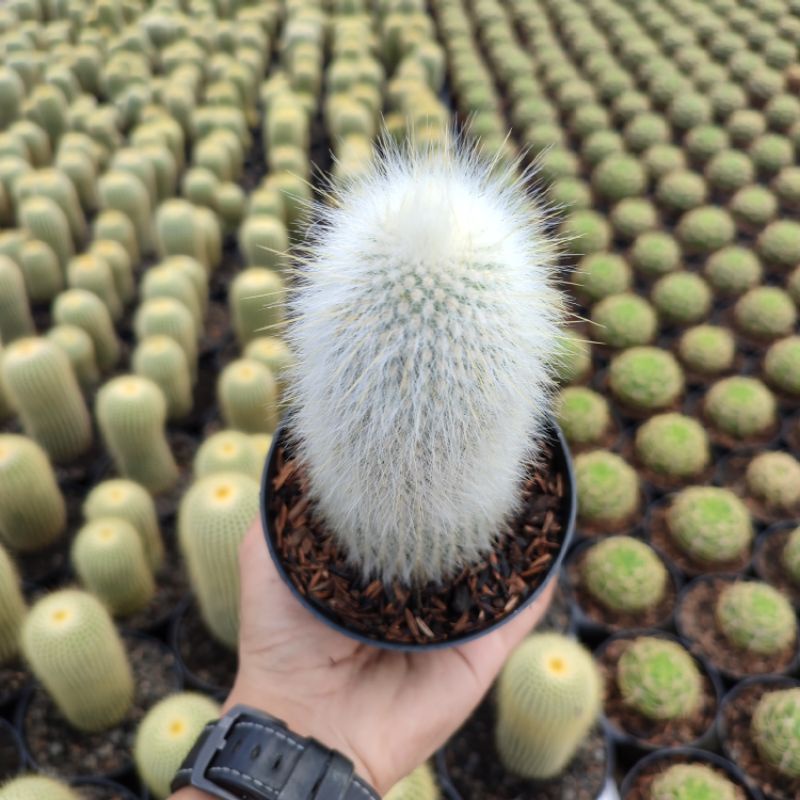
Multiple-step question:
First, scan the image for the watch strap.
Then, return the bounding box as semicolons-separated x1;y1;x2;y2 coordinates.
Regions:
171;705;379;800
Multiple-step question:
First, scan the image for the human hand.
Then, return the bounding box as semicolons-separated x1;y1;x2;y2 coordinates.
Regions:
173;519;554;798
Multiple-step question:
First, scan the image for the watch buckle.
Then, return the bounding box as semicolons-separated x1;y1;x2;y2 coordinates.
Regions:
189;705;248;800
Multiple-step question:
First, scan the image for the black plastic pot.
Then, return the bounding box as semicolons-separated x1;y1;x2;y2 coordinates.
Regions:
594;628;723;769
619;746;762;800
0;718;23;782
71;777;142;800
260;418;577;651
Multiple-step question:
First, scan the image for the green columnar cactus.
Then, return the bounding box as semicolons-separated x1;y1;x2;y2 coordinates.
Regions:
229;267;286;346
99;170;154;255
592;293;658;348
93;209;140;266
730;186;778;230
655;171;707;215
158;256;208;316
716;582;796;655
178;472;260;649
217;182;247;233
21;589;134;732
1;338;92;462
651;272;712;326
55;149;98;213
495;633;602;780
134;298;198;383
52;289;120;372
735;286;798;340
752;689;800;779
745;452;800;512
90;239;135;306
758;220;800;270
67;253;123;321
609;347;684;412
17;196;74;271
617;637;702;721
384;763;439;800
132;336;193;421
72;518;155;617
155;199;210;269
582;536;668;614
573;253;631;303
650;765;737;800
218;359;279;434
705;377;777;441
0;255;35;342
135;693;222;799
0;543;27;664
765;337;800;396
667;487;754;565
630;231;681;278
46;324;99;390
0;776;81;800
635;413;710;479
18;239;62;303
678;325;736;376
110;148;158;209
555;387;611;448
0;66;24;129
96;376;179;494
575;450;639;527
194;430;262;481
141;265;202;329
8;121;51;168
238;214;290;271
704;247;762;297
84;479;163;571
262;171;312;235
677;206;735;255
141;143;178;203
243;336;293;398
14;168;86;247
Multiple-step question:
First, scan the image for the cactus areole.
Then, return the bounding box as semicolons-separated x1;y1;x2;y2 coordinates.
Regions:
261;141;576;649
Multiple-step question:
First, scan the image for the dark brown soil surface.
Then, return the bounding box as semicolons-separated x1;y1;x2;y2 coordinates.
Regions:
754;529;800;607
443;697;608;800
123;547;188;633
0;721;22;782
0;659;28;708
14;538;70;587
74;782;137;800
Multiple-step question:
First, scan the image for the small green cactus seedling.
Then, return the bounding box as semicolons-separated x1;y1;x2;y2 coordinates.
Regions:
716;581;796;656
553;329;591;385
730;186;778;230
705;377;777;441
651;273;712;326
93;209;140;266
179;473;260;649
555;387;611;447
581;131;624;169
630;231;681;278
154;200;209;268
0;543;27;664
704;247;762;296
52;289;120;372
667;487;753;565
592;154;647;203
745;452;800;512
635;413;710;480
18;239;62;303
752;688;800;779
609;347;684;413
781;528;800;586
1;337;92;462
496;633;602;780
624;112;670;153
135;693;221;799
384;763;438;800
46;324;99;390
0;255;34;343
89;240;134;306
17;196;74;271
229;268;286;346
650;764;738;800
668;93;712;132
592;293;658;349
677;206;735;255
194;430;262;481
71;518;155;617
758;220;800;270
655;170;708;214
560;210;611;257
705;150;755;195
548;177;591;210
573;253;631;304
733;286;797;339
609;198;658;242
643;144;686;180
132;336;193;421
773;167;800;210
238;214;290;271
0;776;81;800
678;325;736;376
84;479;163;571
582;536;668;614
243;336;293;398
575;450;639;527
21;589;134;732
218;358;280;434
141;265;202;329
750;134;794;178
765;336;800;396
98;170;154;255
67;253;122;321
96;375;179;493
617;637;702;721
134;298;198;383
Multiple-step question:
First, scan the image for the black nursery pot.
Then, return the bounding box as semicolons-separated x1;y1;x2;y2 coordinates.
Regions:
260;418;577;652
0;718;23;782
71;777;142;800
619;746;762;800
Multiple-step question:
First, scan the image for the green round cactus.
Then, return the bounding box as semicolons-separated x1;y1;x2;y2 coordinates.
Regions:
750;133;794;178
1;337;92;462
22;589;134;732
581;130;624;168
716;582;796;655
582;536;668;614
67;253;122;321
0;254;35;342
609;346;684;412
14;167;86;247
650;764;738;800
132;335;193;421
0;776;81;800
704;246;762;296
134;298;198;383
71;517;156;617
610;198;658;242
668;92;712;132
655;170;708;215
573;254;632;303
617;637;702;721
218;358;280;435
630;231;681;278
384;763;439;800
752;688;800;779
52;288;120;373
0;543;27;664
96;375;179;493
745;452;800;512
705;377;777;440
555;387;611;447
537;148;580;184
635;412;710;480
677;206;735;255
667;487;753;564
46;323;99;390
643;144;686;180
678;325;736;376
135;692;222;799
17;196;74;271
93;209;140;266
553;328;591;385
560;209;611;257
592;154;647;203
765;336;800;396
495;633;602;780
758;220;800;270
773;167;800;210
705;150;755;195
651;272;712;326
624;112;670;153
575;450;639;527
730;186;778;231
592;293;658;348
194;430;262;481
684;125;730;166
229;267;286;346
84;479;163;572
178;472;260;649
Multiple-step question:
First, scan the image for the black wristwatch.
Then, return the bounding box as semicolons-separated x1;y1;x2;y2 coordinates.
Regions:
171;705;380;800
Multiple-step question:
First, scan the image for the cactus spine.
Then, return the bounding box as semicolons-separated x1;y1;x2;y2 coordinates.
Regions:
46;324;100;389
0;777;81;800
0;543;27;664
1;338;92;462
132;336;193;421
752;688;800;779
0;255;34;343
96;375;179;494
218;358;280;434
135;693;221;799
178;472;260;649
496;633;602;780
229;267;286;345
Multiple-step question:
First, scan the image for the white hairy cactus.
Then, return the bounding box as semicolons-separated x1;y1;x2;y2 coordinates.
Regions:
287;139;564;585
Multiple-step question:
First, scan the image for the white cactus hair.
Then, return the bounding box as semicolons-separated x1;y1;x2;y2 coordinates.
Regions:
286;133;566;586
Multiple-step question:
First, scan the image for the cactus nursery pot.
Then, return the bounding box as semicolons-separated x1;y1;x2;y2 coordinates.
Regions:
261;418;576;651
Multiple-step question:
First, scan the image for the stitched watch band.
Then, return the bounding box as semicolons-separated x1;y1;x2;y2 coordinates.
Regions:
171;705;379;800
